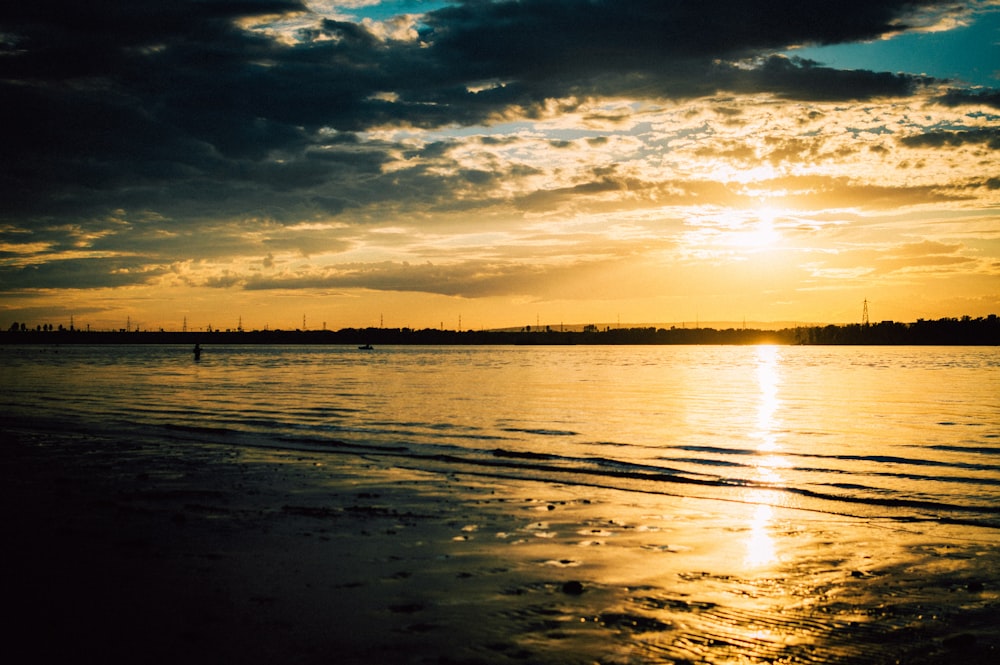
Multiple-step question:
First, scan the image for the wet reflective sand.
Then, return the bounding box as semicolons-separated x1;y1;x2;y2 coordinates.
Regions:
6;427;996;665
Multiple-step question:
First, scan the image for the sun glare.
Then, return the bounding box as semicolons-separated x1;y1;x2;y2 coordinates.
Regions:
740;205;782;252
705;204;785;254
745;502;777;568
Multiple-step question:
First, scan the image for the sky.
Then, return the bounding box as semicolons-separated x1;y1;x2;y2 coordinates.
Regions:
1;0;998;332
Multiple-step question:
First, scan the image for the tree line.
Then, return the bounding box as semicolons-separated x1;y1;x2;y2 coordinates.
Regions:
2;315;996;345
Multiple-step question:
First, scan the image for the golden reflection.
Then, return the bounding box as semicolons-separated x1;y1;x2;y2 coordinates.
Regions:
754;345;780;451
745;501;777;567
743;346;786;568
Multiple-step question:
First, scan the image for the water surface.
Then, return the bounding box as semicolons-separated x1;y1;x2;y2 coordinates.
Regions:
3;344;998;527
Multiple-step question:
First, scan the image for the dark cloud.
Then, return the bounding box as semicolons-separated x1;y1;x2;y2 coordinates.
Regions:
0;2;950;193
0;257;171;290
243;259;542;297
422;0;940;78
899;127;1000;150
935;88;1000;109
726;55;928;101
241;254;666;300
0;0;983;293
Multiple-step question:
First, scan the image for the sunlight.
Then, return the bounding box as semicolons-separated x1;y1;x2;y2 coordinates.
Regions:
736;205;782;252
745;502;777;568
742;345;786;568
692;204;785;255
754;345;781;451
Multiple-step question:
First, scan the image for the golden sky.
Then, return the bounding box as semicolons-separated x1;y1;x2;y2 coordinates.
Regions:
1;1;998;331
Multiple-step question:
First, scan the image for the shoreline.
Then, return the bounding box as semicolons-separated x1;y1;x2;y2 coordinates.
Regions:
2;312;998;347
4;426;998;664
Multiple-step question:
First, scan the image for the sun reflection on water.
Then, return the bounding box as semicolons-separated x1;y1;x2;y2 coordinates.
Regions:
754;345;780;452
743;346;786;568
745;502;777;567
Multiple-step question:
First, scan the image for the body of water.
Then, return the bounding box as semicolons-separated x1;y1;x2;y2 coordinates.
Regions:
3;344;998;528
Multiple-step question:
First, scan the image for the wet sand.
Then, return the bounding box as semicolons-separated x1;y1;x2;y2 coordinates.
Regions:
4;427;997;664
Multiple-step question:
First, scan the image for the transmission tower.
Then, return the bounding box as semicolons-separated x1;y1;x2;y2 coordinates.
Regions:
862;299;870;326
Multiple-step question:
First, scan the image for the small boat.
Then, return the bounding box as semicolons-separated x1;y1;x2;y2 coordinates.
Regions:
358;344;374;350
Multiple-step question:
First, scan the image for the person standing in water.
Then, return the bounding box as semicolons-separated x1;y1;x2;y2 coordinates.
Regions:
193;343;201;360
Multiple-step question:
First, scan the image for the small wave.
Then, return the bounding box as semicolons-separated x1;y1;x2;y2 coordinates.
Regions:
790;483;1000;517
274;436;410;454
667;444;1000;472
929;444;1000;454
662;457;747;468
162;423;238;437
31;411;1000;531
297;405;364;415
672;445;758;456
384;447;1000;527
502;427;579;437
825;482;871;491
803;453;1000;472
492;448;556;461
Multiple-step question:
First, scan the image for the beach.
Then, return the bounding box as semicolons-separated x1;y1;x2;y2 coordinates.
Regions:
5;425;997;665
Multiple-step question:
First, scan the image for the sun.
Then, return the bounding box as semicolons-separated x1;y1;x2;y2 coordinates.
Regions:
727;204;783;253
750;205;782;247
683;204;788;257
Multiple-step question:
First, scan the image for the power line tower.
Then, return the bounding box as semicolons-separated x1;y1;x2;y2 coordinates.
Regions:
862;299;870;326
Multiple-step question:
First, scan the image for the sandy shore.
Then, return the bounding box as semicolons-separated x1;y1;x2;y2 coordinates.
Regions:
4;426;997;664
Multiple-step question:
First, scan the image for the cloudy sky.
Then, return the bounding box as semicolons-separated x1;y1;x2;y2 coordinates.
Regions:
2;0;998;332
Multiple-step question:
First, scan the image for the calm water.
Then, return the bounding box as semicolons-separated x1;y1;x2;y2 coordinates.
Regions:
3;344;998;527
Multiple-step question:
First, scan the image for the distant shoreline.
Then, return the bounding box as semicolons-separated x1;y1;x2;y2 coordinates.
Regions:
2;315;997;345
